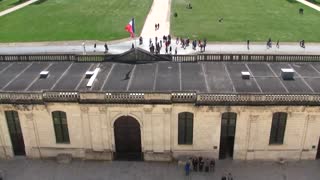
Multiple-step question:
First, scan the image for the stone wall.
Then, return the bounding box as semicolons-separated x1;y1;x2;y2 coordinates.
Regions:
0;103;319;161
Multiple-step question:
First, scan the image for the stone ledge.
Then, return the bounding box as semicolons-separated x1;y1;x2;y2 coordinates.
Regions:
56;153;72;164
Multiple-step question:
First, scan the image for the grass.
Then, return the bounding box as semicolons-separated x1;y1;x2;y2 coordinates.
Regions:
0;0;152;42
0;0;22;12
171;0;320;42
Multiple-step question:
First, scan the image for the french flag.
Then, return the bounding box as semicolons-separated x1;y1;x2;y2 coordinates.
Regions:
125;18;135;38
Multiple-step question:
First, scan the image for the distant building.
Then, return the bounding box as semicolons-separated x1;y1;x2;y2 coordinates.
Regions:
0;49;320;161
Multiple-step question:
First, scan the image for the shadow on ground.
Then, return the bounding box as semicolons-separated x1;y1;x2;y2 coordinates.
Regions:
32;0;48;5
10;0;28;6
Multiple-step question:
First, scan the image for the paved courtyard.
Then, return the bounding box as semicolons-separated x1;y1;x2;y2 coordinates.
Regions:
0;159;319;180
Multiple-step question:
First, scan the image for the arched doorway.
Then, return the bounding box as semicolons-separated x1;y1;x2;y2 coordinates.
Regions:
114;116;142;160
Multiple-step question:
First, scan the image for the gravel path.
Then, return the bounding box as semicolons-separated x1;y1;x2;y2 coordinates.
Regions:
140;0;171;39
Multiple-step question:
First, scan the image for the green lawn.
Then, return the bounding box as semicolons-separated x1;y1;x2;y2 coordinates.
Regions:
171;0;320;42
0;0;152;42
0;0;21;12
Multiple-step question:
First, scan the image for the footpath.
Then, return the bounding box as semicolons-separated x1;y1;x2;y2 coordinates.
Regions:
0;159;319;180
0;40;320;55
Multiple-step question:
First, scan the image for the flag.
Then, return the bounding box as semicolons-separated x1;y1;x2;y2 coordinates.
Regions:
125;18;135;38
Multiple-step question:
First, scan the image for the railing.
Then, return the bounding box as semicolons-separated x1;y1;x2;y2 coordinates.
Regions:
0;54;116;62
0;92;43;103
1;91;320;105
197;94;320;105
43;92;79;102
172;54;320;62
1;53;320;62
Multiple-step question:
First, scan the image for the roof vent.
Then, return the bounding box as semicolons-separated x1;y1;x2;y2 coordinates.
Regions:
85;71;94;78
241;71;250;79
39;71;49;78
281;68;294;80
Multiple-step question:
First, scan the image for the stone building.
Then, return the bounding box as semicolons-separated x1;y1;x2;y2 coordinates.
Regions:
0;49;320;161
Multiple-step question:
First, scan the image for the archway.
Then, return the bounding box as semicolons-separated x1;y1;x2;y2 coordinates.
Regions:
114;116;142;160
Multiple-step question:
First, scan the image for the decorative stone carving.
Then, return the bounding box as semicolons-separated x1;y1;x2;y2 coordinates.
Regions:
249;115;259;122
143;107;153;113
12;104;32;111
162;107;172;113
99;106;107;113
80;106;89;112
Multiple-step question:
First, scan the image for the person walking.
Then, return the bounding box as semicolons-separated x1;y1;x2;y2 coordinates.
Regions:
267;38;272;49
169;46;172;54
203;38;207;52
93;42;97;52
276;40;279;48
247;40;250;50
165;46;168;54
300;40;305;48
192;157;198;172
199;157;204;172
104;43;108;53
210;158;215;172
132;43;134;49
227;173;234;180
175;47;177;55
221;175;227;180
185;161;191;176
82;42;86;55
204;158;210;172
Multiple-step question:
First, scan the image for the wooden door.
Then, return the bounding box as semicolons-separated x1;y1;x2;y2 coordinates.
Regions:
114;116;142;160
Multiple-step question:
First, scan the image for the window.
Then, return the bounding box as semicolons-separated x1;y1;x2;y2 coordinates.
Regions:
178;112;193;145
269;112;287;145
5;111;22;134
52;111;70;143
221;112;237;137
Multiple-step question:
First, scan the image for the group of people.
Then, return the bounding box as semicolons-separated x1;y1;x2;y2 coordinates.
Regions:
184;156;234;179
81;42;109;55
175;37;207;52
184;157;215;176
148;34;178;54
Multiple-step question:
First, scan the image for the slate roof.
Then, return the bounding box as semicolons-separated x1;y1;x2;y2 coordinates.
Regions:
1;60;320;94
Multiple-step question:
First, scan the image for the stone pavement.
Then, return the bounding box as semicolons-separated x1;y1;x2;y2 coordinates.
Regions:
0;0;40;17
0;159;319;180
1;40;320;55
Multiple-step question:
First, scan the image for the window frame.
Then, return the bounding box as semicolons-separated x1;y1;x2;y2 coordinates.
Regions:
52;111;70;144
178;112;194;145
269;112;287;145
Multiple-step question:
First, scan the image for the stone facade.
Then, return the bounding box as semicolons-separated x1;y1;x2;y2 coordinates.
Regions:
0;103;319;161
